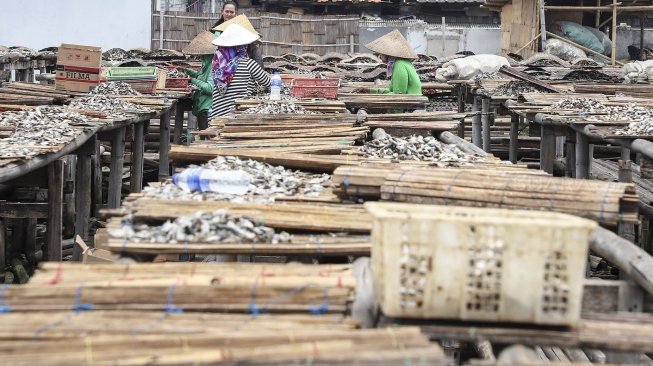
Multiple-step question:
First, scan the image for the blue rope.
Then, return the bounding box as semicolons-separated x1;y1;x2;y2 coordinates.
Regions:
0;284;11;314
164;284;183;314
308;287;329;315
71;285;94;313
248;281;262;317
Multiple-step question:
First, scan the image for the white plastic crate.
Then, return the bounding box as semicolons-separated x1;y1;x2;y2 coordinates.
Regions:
366;202;597;325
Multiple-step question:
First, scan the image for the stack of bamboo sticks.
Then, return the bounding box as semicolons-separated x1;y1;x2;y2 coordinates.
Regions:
0;310;445;365
362;111;464;132
337;93;429;110
5;262;356;313
332;165;638;225
1;261;448;365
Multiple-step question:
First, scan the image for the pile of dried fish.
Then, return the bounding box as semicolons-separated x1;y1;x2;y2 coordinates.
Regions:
102;48;130;61
143;156;330;202
492;81;549;96
243;101;318;114
361;132;485;166
110;210;291;244
69;94;152;117
90;81;141;96
0;106;88;158
549;98;606;112
550;98;653;135
473;72;501;81
166;69;187;78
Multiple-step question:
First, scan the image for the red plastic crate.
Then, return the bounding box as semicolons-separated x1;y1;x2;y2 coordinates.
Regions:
291;78;340;99
165;77;190;89
121;79;157;94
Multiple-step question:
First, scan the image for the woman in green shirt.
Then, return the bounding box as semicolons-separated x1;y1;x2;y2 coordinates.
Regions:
362;29;422;95
182;31;216;131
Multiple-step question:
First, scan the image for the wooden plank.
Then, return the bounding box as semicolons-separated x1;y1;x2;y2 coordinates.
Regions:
0;202;48;218
46;159;64;262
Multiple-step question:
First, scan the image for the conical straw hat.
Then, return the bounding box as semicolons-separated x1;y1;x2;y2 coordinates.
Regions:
212;23;260;47
182;31;216;55
365;29;417;60
213;14;258;35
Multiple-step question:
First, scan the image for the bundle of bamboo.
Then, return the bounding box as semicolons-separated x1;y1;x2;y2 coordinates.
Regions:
5;262;356;313
0;310;446;366
337;93;429;110
362;111;464;132
332;165;638;226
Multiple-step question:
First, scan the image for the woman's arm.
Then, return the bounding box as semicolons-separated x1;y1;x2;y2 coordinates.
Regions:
247;59;271;87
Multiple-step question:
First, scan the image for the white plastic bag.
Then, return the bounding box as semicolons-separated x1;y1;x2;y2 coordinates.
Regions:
622;60;653;83
544;39;586;61
436;55;510;80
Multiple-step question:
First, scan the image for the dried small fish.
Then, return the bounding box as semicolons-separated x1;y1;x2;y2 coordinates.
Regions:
243;101;319;115
550;98;653;136
0;106;88;158
90;81;141;96
109;210;291;244
102;48;130;61
491;81;549;96
69;94;152;117
143;156;330;202
361;131;485;167
166;69;187;78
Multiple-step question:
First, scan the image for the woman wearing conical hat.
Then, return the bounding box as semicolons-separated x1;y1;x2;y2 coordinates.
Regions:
212;14;264;68
363;29;422;95
210;23;271;118
181;31;216;131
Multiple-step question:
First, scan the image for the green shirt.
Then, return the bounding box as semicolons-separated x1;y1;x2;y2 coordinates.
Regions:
185;55;213;115
371;59;422;95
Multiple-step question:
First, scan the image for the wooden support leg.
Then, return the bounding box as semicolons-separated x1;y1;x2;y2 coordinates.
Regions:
0;219;5;271
471;96;481;147
159;110;171;181
173;105;184;145
72;136;96;261
509;113;519;164
91;141;102;217
47;159;64;262
63;155;76;238
540;125;556;174
457;85;466;113
25;218;37;265
576;131;590;179
130;122;145;193
481;98;491;153
457;118;465;139
565;132;576;178
108;127;126;209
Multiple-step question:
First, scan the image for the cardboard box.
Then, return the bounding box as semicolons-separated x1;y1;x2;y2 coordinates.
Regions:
55;43;102;93
75;236;118;263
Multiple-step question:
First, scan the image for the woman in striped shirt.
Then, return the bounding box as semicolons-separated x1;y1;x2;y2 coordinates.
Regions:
210;23;270;118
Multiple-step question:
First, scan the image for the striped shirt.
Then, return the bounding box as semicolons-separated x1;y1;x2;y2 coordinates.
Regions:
210;58;270;118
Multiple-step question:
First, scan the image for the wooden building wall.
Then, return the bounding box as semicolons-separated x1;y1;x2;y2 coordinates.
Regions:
151;10;360;55
499;0;539;57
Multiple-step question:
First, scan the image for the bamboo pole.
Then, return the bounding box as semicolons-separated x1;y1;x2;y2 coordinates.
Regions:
611;0;617;65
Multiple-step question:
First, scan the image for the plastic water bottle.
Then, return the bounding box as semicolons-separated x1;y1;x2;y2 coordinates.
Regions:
172;168;251;195
270;73;282;101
